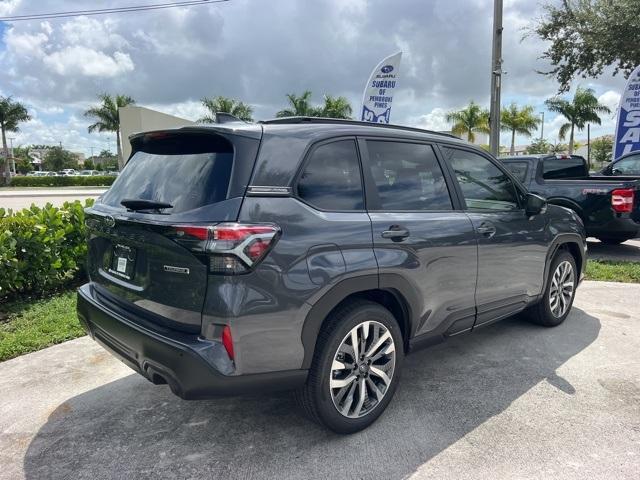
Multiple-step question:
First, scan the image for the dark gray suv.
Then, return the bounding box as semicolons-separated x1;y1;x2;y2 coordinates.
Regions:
77;117;586;433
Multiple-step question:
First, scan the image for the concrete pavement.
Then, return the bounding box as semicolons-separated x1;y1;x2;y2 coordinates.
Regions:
0;187;107;210
0;281;639;479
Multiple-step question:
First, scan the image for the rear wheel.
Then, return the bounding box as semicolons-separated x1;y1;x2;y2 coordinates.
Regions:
526;250;577;327
296;300;403;434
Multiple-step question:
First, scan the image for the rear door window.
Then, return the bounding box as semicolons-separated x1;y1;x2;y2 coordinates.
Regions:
100;133;234;214
366;140;452;211
296;139;364;210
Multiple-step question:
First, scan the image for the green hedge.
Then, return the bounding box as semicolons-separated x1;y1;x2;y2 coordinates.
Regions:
9;176;115;187
0;200;94;300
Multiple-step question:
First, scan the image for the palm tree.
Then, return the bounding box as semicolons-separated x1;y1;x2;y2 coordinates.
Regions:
321;95;352;119
199;96;253;123
549;142;568;154
544;87;611;154
0;97;31;186
84;93;135;170
445;101;490;143
500;103;540;155
276;91;322;117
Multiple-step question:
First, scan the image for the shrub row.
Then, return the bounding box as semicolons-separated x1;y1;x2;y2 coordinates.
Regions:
8;176;116;187
0;200;94;300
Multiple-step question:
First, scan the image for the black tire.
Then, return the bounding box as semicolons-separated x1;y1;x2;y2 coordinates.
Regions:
526;250;577;327
295;300;404;434
597;237;627;245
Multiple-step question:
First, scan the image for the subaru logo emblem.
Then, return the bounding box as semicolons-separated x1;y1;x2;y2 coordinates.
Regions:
381;65;394;73
104;215;116;228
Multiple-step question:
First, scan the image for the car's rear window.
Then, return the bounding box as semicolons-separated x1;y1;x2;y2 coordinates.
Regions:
542;157;587;179
503;161;529;182
100;133;234;214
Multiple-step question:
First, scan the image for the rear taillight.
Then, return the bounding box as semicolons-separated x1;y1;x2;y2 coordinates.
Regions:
170;223;280;274
611;189;634;213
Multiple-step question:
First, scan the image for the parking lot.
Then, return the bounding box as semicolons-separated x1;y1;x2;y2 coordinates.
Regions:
1;280;638;480
0;187;107;210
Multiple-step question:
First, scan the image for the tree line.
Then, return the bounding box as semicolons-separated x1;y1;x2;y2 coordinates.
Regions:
446;87;611;156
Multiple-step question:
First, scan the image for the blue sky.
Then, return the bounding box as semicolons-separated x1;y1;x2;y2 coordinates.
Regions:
0;0;628;156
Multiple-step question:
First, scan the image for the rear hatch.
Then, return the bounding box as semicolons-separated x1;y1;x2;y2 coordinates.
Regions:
85;128;261;333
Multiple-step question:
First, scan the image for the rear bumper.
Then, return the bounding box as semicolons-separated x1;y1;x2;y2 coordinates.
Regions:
588;216;640;239
77;283;307;399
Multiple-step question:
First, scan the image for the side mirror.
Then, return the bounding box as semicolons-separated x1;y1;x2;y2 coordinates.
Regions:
612;168;622;175
525;193;547;216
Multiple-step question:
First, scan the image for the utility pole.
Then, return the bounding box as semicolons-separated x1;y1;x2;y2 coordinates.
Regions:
539;112;544;141
488;0;503;157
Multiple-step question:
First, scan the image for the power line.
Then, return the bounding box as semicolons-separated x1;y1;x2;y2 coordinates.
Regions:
0;0;230;22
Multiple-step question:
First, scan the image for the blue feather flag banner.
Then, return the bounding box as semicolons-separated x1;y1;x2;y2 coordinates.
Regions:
360;52;402;124
613;65;640;159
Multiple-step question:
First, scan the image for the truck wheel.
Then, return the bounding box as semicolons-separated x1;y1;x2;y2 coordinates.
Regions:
526;250;577;327
597;237;627;245
296;300;404;434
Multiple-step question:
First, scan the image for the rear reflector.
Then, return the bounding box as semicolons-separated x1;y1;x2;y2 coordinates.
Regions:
222;325;234;360
611;189;634;213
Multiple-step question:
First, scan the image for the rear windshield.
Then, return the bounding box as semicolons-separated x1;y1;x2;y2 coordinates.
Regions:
100;133;234;214
542;157;587;179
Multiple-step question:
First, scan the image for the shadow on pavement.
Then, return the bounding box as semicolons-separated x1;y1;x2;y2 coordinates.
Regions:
24;309;600;480
587;238;640;262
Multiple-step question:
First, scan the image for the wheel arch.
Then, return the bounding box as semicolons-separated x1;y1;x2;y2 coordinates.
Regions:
542;234;586;294
300;275;414;369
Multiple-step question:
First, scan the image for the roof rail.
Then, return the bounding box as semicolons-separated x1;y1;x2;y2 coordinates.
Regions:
259;116;460;139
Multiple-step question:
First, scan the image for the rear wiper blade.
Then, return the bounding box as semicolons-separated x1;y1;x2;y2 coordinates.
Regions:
120;198;173;211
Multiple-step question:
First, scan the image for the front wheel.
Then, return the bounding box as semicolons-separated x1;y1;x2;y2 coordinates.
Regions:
296;300;404;434
526;250;577;327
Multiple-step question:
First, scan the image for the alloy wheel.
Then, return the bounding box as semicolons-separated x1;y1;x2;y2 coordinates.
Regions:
549;260;575;318
329;321;396;418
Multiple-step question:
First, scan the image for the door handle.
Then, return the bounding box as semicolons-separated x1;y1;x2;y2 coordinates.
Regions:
476;222;496;238
381;225;410;242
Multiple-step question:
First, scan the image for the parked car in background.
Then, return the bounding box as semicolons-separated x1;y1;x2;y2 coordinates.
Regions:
79;170;101;176
501;154;640;244
78;118;586;433
599;151;640;176
61;169;77;176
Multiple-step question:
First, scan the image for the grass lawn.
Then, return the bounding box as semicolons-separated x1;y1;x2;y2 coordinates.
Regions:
0;290;84;362
586;260;640;283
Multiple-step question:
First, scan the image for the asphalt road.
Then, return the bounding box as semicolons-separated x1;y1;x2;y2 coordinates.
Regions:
1;281;639;480
0;187;107;210
587;238;640;262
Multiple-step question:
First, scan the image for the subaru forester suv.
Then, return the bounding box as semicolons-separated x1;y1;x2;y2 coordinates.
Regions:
77;117;586;433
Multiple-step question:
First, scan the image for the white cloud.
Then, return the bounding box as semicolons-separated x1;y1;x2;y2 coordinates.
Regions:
4;30;48;58
43;46;134;77
598;90;621;113
409;108;450;132
144;100;207;122
0;0;21;16
61;16;128;50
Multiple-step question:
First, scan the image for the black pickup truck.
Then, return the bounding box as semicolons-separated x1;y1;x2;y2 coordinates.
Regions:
501;154;640;244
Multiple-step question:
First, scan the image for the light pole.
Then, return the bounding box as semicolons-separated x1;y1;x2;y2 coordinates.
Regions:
539;112;544;141
8;137;15;175
489;0;504;157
